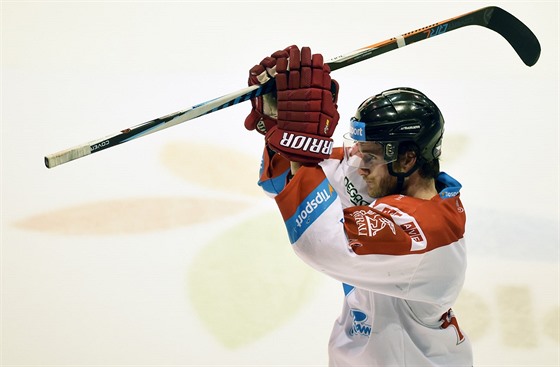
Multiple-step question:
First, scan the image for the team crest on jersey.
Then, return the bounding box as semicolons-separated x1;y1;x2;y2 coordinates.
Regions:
351;209;396;237
349;309;372;337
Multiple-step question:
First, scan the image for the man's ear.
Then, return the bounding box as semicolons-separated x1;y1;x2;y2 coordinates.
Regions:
400;151;417;171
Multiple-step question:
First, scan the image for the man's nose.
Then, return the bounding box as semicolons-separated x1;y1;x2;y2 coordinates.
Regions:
358;167;370;177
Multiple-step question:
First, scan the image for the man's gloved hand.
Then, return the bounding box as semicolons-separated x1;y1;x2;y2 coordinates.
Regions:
265;46;340;165
244;47;292;135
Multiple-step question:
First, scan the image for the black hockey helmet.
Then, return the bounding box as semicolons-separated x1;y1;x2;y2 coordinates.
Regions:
344;87;444;168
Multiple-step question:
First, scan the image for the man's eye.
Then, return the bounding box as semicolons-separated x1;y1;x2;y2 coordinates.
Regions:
363;154;377;164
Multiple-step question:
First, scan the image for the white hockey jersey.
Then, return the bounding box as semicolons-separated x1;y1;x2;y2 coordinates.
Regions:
258;147;473;366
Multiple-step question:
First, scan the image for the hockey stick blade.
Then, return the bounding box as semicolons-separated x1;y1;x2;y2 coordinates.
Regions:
326;6;540;71
45;6;540;168
486;7;541;67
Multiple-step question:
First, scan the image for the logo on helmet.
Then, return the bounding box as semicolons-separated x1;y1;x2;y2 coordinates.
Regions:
349;119;366;141
398;124;421;131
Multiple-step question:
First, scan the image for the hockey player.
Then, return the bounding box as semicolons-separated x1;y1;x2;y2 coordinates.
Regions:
244;45;473;366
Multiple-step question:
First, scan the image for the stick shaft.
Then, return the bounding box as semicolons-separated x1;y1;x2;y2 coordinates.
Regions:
45;6;539;168
45;82;275;168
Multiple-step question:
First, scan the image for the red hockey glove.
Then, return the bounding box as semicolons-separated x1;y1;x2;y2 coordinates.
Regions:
244;47;293;135
265;46;340;165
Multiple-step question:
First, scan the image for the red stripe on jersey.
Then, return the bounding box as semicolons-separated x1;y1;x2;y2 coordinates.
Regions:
344;194;466;255
260;146;343;184
259;147;291;182
330;147;345;161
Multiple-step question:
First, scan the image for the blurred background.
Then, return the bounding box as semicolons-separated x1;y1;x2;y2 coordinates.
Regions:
2;1;558;366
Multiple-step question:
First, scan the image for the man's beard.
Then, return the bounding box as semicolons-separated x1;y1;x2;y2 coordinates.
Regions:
367;173;400;198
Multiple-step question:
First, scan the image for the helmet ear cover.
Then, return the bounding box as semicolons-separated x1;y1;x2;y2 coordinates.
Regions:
386;142;426;193
390;140;441;180
390;141;424;175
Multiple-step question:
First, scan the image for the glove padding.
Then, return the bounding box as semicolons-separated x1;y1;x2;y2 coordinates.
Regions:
244;47;292;135
265;46;340;165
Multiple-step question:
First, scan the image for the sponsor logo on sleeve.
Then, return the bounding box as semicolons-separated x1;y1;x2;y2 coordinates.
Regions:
285;178;337;244
294;189;333;228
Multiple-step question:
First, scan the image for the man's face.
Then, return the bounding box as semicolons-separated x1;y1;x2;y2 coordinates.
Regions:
355;142;399;198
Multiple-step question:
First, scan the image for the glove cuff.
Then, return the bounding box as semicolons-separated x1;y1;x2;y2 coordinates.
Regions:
244;109;277;135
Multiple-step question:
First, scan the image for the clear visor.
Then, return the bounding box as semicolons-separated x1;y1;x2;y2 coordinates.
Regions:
343;133;398;169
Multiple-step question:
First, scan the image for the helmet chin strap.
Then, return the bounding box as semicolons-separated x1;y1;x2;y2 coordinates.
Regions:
387;159;423;194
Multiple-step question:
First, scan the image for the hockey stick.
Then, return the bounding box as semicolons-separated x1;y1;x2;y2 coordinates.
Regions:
44;6;540;168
